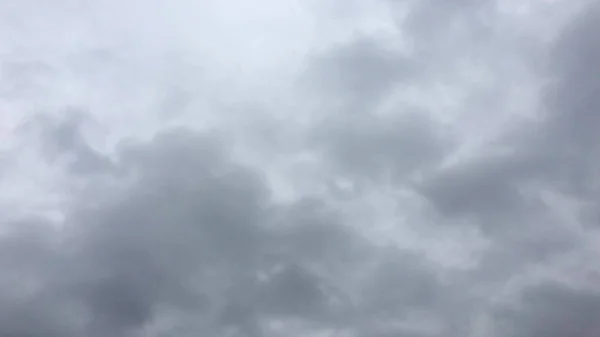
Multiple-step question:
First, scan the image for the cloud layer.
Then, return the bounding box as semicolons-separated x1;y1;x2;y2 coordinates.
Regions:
1;0;599;336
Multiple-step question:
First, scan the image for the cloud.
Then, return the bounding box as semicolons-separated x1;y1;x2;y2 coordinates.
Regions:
0;123;452;336
493;280;600;337
1;0;599;336
302;38;417;112
413;0;600;232
312;110;453;188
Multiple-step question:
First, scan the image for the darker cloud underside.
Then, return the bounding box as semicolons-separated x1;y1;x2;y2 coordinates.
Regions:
0;124;457;336
494;281;600;337
415;0;600;232
305;0;600;336
416;2;600;336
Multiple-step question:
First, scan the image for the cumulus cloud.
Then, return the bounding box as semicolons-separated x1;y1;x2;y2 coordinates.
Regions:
1;0;599;336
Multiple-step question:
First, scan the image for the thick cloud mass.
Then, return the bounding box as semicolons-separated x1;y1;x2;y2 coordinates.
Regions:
1;0;599;336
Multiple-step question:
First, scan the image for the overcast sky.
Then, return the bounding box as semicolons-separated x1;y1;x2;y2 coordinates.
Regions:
0;0;599;336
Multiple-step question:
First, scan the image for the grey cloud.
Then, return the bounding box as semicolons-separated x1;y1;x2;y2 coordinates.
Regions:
22;108;114;175
401;0;493;45
495;281;600;337
0;59;56;101
0;128;273;336
407;4;600;335
302;0;496;114
536;1;600;198
355;249;443;318
312;111;453;189
468;223;580;293
299;0;516;194
395;0;500;84
417;154;526;221
302;38;417;112
546;2;600;141
414;0;600;232
3;0;599;336
276;197;373;269
414;149;548;229
0;220;81;337
0;124;452;336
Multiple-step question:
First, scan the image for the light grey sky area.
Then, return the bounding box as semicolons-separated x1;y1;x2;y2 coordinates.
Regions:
0;0;599;336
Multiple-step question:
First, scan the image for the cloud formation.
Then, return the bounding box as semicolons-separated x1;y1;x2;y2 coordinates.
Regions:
1;0;599;336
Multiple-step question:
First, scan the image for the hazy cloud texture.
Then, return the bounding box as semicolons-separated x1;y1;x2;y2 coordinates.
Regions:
1;0;599;336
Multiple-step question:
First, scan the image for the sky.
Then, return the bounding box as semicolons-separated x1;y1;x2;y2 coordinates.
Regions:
0;0;599;336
